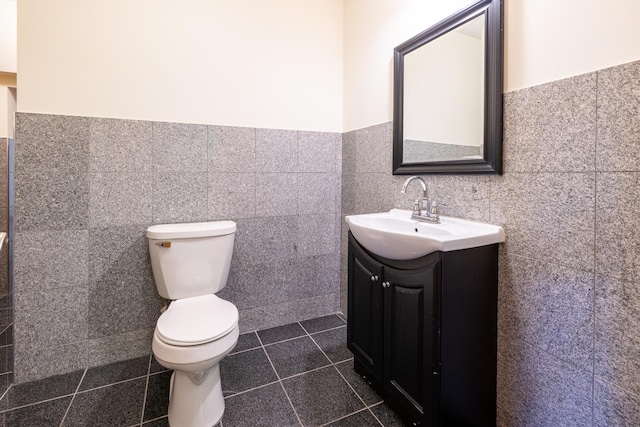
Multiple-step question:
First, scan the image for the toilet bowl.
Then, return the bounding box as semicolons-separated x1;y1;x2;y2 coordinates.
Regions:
146;221;239;427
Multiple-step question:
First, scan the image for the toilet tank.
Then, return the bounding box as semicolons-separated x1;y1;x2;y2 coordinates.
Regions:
146;221;236;300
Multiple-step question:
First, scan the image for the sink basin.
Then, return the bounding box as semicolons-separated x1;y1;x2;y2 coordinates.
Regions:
345;209;505;260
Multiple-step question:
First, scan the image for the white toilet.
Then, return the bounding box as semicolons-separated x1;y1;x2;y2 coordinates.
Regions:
146;220;239;427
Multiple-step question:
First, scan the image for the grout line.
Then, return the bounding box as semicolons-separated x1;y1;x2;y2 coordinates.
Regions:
58;367;87;427
332;359;369;409
0;383;11;402
308;324;347;336
222;379;281;400
261;334;307;348
76;375;150;395
304;325;377;424
278;363;334;382
367;402;386;426
0;392;76;415
318;407;374;427
255;333;303;426
304;328;335;366
297;321;311;336
139;354;152;425
140;415;168;425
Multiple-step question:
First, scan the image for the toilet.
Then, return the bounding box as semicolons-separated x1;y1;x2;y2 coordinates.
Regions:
146;220;239;427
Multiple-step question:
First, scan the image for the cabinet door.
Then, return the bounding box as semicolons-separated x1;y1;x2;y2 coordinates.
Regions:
383;261;440;424
347;236;384;380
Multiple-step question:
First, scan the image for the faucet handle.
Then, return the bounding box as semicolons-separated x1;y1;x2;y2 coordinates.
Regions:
429;200;440;217
412;199;422;216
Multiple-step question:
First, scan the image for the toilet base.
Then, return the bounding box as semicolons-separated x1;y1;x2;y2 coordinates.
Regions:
167;364;224;427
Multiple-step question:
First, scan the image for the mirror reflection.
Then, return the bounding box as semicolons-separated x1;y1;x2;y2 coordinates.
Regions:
402;14;485;163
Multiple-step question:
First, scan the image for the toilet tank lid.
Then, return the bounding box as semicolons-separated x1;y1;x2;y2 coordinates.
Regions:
146;221;236;239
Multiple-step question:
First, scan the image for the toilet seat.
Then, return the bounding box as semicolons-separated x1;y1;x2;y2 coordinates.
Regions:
156;294;238;346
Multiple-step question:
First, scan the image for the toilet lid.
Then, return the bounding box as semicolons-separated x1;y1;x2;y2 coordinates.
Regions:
156;295;238;347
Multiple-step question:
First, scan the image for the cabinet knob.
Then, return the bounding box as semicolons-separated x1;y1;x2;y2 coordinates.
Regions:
382;281;390;288
370;275;379;282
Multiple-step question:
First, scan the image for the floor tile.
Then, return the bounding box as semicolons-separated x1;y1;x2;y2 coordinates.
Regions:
143;371;172;422
79;355;149;391
4;396;71;427
312;326;351;363
149;355;169;374
326;408;382;426
335;361;383;406
283;366;364;426
264;336;331;378
63;378;145;426
0;370;83;410
142;415;170;426
221;348;278;396
223;383;299;427
300;314;345;333
256;323;306;345
370;402;406;427
0;325;12;347
230;332;261;354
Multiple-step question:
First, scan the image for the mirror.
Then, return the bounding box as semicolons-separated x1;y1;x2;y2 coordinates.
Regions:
393;0;503;174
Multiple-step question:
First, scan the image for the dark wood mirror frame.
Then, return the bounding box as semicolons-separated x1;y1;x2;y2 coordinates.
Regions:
392;0;503;175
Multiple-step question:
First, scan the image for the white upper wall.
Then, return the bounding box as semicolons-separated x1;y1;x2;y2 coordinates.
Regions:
343;0;473;132
17;0;344;132
17;0;640;133
0;0;17;73
344;0;640;131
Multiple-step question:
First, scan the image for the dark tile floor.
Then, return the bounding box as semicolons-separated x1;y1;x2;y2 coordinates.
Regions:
0;314;406;426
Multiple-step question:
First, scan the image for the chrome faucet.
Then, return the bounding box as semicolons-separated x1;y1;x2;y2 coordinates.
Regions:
401;176;440;223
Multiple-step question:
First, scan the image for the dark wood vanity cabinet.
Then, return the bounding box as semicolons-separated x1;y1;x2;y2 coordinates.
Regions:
347;232;498;426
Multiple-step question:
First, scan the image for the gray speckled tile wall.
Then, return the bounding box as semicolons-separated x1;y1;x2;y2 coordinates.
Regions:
88;276;162;338
14;342;87;384
341;130;357;174
89;173;153;227
298;173;337;214
428;175;492;222
14;113;90;173
14;230;89;292
87;328;154;367
355;122;391;173
15;171;89;231
596;172;640;282
208;172;256;219
14;287;88;350
595;274;640;396
153;122;207;173
208;125;256;172
498;252;594;371
597;61;640;171
14;114;341;383
497;338;592;426
299;131;340;173
152;172;208;223
88;227;150;282
594;378;640;427
256;173;298;216
256;128;297;172
489;172;595;272
502;73;596;172
90;118;152;173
